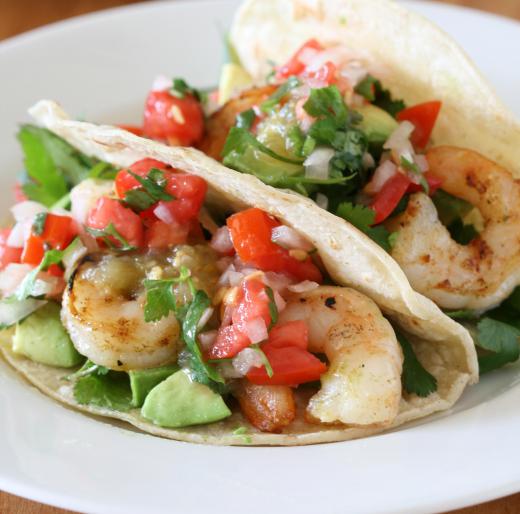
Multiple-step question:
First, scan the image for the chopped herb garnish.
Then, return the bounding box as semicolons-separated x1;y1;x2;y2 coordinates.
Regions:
73;371;132;411
260;76;301;113
32;212;47;236
235;108;256;130
445;309;480;320
88;161;118;180
400;156;429;194
66;359;109;380
123;168;173;212
336;202;392;251
396;330;437;397
265;286;278;329
355;75;406;118
85;223;135;251
251;344;274;378
170;78;203;101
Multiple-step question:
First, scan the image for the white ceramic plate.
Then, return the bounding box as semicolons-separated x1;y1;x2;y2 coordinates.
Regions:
1;1;520;513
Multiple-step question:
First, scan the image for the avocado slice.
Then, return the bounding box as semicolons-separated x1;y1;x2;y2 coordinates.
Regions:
141;370;231;428
355;104;398;145
218;62;253;105
129;365;179;407
12;302;83;367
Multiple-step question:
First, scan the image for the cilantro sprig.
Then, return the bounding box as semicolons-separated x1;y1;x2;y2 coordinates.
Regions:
170;78;204;102
396;330;437;397
400;156;429;195
260;76;301;113
123;168;173;212
336;202;393;252
355;75;406;118
85;223;135;251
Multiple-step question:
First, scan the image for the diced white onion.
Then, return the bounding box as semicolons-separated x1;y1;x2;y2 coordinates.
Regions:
62;238;88;281
210;226;234;254
197;307;214;330
298;46;321;66
384;121;415;158
11;201;46;223
198;330;217;350
31;277;59;297
304;147;334;179
271;225;314;252
151;74;173;92
0;264;34;296
415;154;429;172
263;272;292;293
315;193;329;210
153;203;175;224
305;46;356;72
232;347;264;376
0;298;46;327
364;160;398;195
6;221;27;248
244;316;268;344
288;280;320;293
218;360;243;379
273;290;286;312
70;179;114;225
339;61;367;88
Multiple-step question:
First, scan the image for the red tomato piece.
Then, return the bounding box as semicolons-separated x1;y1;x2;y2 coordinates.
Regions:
227;208;322;282
275;39;324;80
232;278;272;334
118;125;144;136
143;90;205;146
265;320;308;350
115;158;171;199
397;101;442;149
209;324;250;360
41;213;76;250
21;234;44;266
46;263;64;277
144;220;189;249
407;172;443;196
247;346;326;386
159;174;207;224
0;229;22;269
371;173;412;225
87;197;143;248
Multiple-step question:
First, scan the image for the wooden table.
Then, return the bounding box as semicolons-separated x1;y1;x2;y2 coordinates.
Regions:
0;0;519;512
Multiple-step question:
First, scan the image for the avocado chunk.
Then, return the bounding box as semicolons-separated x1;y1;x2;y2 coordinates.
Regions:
218;62;253;105
355;104;398;145
129;365;179;407
12;302;82;367
141;370;231;428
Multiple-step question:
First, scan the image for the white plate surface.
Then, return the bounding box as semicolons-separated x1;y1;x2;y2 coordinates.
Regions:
1;1;520;513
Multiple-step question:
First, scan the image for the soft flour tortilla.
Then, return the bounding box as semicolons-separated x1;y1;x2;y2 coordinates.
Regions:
0;99;478;446
231;0;520;178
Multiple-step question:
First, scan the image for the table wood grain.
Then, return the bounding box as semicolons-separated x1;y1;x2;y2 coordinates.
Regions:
0;0;518;512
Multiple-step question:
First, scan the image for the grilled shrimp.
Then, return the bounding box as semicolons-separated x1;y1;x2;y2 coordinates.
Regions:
198;85;276;161
62;252;181;371
388;146;520;311
279;286;403;427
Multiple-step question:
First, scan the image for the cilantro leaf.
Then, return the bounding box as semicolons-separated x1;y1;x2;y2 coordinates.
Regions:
13;249;64;301
396;330;437;397
18;125;100;206
265;286;278;329
251;345;274;378
73;371;132;411
445;309;480;320
355;75;406;118
260;76;301;113
236;109;256;130
303;85;347;123
88;161;118;180
66;359;109;380
170;78;203;102
336;202;392;251
32;212;47;236
123;168;173;212
85;223;135;251
475;317;520;374
400;156;429;194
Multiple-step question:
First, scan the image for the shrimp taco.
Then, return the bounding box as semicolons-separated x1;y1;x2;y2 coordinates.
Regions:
195;0;520;374
0;99;477;445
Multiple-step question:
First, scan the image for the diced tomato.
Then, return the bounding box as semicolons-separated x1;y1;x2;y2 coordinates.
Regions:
247;346;326;386
87;197;143;248
46;263;64;277
13;182;27;203
397;101;442;149
227;208;322;282
275;39;324;80
21;213;76;266
265;320;308;350
159;174;207;224
115;158;171;199
303;61;337;86
209;324;251;360
144;220;189;249
0;229;22;269
143;90;205;146
371;172;412;225
21;234;44;266
407;172;443;196
232;278;272;334
118;125;144;136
